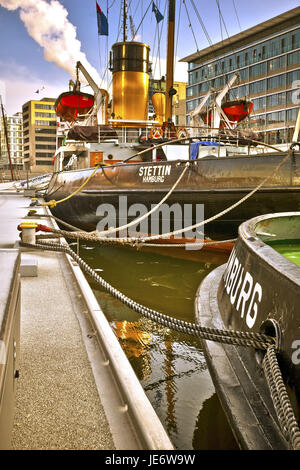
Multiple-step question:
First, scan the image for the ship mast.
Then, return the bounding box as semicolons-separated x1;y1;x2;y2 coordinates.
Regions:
0;96;15;181
165;0;175;123
123;0;128;42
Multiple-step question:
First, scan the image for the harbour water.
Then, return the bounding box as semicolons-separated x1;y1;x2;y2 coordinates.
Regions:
267;240;300;267
76;241;239;450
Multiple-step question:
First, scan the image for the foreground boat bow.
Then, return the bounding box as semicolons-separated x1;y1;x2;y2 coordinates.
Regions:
195;212;300;449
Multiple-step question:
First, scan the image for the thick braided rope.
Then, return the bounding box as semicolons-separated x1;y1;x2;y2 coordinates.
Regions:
21;240;274;351
35;225;236;248
38;150;292;246
263;345;300;450
96;163;189;237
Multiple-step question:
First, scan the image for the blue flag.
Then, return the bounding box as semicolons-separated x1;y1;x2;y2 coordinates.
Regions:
152;2;164;23
96;2;108;36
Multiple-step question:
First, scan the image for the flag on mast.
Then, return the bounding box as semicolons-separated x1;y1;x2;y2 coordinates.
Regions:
96;2;108;36
152;2;164;23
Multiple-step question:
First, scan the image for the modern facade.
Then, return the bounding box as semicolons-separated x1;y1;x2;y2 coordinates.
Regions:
22;97;57;172
0;112;23;170
181;7;300;144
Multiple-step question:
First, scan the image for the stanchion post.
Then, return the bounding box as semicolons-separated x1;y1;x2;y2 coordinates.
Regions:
18;222;38;244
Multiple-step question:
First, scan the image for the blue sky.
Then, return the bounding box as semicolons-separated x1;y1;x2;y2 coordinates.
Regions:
0;0;299;115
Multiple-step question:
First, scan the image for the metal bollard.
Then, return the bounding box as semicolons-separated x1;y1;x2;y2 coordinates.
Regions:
18;222;38;244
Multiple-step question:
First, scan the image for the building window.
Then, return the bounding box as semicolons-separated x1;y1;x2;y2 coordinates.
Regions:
267;56;286;73
35;128;57;134
239;68;249;81
34;104;54;110
249;80;266;94
287;70;300;85
266;92;286;108
36;152;55;158
287;89;300;104
266;111;285;125
35;144;56;150
250;62;267;78
252;96;266;111
267;74;286;90
214;76;225;88
288;50;300;66
36;160;53;165
35;112;55;118
35;120;57;126
286;107;299;122
36;136;57;142
249;114;266;128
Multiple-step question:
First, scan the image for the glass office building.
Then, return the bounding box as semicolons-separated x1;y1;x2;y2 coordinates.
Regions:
181;7;300;144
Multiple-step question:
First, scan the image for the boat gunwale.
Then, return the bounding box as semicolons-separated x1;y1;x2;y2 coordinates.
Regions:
50;149;300;176
195;265;289;450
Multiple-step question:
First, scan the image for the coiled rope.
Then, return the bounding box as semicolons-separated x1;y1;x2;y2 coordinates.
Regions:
20;239;300;449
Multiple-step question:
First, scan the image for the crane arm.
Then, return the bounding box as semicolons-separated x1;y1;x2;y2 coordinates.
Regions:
76;61;100;96
76;61;109;125
215;72;239;106
190;90;212;121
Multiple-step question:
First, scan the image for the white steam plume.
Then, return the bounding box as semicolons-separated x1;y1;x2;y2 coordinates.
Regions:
0;0;101;87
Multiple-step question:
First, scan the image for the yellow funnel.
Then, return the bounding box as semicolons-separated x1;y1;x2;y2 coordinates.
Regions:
152;92;165;125
111;42;150;126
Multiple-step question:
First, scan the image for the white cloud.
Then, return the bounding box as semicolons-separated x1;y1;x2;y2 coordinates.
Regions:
150;55;188;83
0;0;101;87
0;59;66;114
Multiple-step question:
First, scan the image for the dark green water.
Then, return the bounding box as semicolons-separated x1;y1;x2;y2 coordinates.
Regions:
266;240;300;267
76;242;239;450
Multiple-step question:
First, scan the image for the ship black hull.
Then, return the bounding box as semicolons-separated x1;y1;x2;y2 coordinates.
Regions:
45;152;300;238
195;212;300;450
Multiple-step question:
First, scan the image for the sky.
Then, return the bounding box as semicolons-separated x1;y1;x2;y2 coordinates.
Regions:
0;0;299;115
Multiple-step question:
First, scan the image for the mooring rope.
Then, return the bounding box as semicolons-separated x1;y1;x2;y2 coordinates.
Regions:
21;240;274;350
20;239;300;449
42;164;101;209
96;163;189;237
263;345;300;450
22;239;300;448
31;148;292;248
140;150;292;242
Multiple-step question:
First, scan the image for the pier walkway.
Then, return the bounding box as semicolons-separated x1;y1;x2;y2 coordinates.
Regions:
0;184;173;450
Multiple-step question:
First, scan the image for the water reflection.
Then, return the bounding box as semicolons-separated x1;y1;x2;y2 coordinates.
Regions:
78;243;238;449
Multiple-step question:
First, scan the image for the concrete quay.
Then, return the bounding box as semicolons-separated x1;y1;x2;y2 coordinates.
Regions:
0;183;173;450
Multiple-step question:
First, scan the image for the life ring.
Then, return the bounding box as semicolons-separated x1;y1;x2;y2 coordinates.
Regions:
149;127;163;140
177;127;189;139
